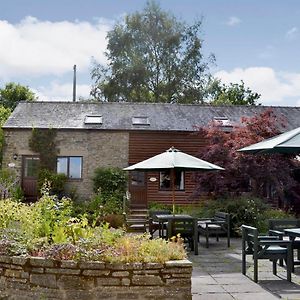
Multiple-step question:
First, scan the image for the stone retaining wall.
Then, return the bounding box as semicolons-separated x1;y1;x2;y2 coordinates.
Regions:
0;255;192;300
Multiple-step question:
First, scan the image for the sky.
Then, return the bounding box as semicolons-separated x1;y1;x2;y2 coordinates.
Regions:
1;0;300;106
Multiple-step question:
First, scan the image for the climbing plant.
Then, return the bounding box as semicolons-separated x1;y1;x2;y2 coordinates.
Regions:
28;128;67;196
28;128;59;171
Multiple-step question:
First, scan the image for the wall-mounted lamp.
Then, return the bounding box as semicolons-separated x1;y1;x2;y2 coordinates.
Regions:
13;153;18;160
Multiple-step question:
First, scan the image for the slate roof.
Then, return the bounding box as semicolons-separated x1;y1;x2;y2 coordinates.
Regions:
3;101;300;132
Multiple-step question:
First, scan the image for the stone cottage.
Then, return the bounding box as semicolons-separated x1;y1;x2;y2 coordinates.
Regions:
3;101;300;206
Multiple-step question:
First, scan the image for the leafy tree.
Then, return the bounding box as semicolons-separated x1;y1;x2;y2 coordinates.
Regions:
208;80;261;105
0;105;11;127
91;0;214;103
194;109;300;210
0;105;12;163
0;82;37;110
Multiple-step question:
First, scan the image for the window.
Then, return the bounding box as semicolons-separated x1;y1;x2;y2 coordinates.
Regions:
160;170;184;191
132;116;150;125
213;117;232;125
57;156;82;179
213;117;233;132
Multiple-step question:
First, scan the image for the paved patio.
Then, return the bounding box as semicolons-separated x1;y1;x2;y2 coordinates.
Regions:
189;237;300;299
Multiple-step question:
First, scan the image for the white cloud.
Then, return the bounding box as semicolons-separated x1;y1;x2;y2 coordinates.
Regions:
214;67;300;106
226;16;241;26
34;81;91;101
0;16;111;79
286;27;298;40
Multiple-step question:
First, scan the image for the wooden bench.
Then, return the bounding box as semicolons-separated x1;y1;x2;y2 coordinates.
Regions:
198;212;230;248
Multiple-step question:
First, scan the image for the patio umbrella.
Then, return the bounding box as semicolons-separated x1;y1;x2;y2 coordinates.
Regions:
123;147;224;212
238;126;300;155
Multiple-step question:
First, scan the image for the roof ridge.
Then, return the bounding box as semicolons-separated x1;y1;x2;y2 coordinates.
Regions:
18;101;300;109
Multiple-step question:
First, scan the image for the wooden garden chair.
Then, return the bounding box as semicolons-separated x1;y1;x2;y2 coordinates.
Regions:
242;224;292;283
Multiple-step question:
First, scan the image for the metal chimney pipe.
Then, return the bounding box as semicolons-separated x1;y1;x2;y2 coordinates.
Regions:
73;65;76;102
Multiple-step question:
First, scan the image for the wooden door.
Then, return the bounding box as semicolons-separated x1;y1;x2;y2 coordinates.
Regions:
129;171;147;208
22;156;40;201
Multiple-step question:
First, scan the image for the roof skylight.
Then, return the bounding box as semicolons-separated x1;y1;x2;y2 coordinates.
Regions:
213;117;232;127
84;115;102;124
132;116;150;125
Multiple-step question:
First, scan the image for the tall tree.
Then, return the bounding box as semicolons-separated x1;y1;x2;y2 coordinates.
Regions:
194;109;300;209
0;105;12;164
0;82;37;110
91;1;214;103
208;80;261;105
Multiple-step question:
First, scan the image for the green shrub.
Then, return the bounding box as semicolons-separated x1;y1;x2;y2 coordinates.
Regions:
88;167;127;225
88;193;123;215
92;167;127;196
257;208;294;234
33;191;74;242
30;223;186;263
96;233;186;263
0;199;37;242
101;214;125;228
0;193;185;263
11;185;24;201
0;168;23;201
190;196;295;234
148;202;171;211
37;169;67;196
148;202;190;214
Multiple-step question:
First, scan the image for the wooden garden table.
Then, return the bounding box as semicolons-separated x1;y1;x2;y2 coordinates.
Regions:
284;228;300;271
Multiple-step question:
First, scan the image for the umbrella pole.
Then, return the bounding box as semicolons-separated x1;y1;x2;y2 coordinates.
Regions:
171;169;175;214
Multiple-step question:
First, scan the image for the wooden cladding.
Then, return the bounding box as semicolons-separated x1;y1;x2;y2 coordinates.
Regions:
129;131;207;164
128;131;207;206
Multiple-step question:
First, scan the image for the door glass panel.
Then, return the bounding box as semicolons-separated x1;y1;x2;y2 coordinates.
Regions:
24;157;40;178
131;171;145;186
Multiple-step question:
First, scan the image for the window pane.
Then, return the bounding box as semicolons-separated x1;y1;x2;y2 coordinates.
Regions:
69;157;82;179
57;157;68;175
175;170;184;190
160;170;171;189
24;157;40;177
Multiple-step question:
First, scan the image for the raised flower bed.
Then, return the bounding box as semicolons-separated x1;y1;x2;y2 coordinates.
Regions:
0;255;192;299
0;194;192;299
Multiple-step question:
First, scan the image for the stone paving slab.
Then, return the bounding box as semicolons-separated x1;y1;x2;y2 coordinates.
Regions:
230;292;278;300
193;293;234;299
189;237;300;299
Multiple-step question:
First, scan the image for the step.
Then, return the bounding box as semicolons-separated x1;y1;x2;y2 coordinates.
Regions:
129;209;149;215
127;224;147;232
129;214;148;219
126;219;148;225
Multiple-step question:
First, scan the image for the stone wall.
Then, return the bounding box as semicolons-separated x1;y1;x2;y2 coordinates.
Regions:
0;255;192;300
2;128;129;200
